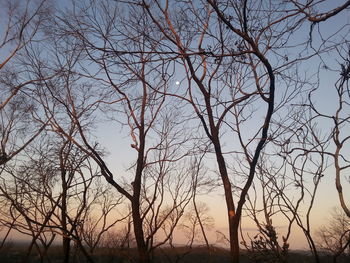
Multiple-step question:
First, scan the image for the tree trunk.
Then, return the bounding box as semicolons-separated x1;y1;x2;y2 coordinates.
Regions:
62;237;71;263
231;225;240;263
211;135;239;263
132;127;150;263
132;200;150;263
61;168;71;263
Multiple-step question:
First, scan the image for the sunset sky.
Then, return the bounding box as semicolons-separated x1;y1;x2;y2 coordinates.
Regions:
91;0;350;250
1;0;350;255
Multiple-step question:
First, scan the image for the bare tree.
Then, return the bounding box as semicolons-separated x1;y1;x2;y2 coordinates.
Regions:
138;1;308;262
241;157;291;263
0;129;124;263
0;0;55;166
311;49;350;218
0;0;50;71
290;0;350;23
1;1;348;263
78;184;128;255
316;207;350;263
0;141;62;263
29;3;203;262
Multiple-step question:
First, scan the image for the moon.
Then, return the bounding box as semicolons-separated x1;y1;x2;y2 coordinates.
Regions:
175;81;180;85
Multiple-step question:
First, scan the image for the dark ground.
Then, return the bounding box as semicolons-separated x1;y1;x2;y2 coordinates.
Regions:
1;243;349;263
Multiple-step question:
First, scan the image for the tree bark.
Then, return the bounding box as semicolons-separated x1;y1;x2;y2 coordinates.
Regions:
132;127;150;263
211;134;238;263
132;200;150;263
61;162;71;263
62;237;71;263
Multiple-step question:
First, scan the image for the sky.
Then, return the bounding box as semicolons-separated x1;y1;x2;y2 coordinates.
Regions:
92;0;350;250
1;0;350;252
